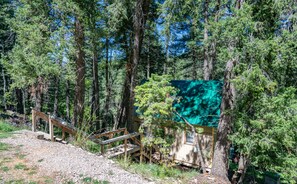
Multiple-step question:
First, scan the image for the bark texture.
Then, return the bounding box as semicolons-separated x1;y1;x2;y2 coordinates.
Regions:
203;0;212;80
66;80;70;119
127;0;151;132
90;11;100;130
123;0;151;132
104;37;110;128
211;58;236;180
53;77;59;116
73;17;85;127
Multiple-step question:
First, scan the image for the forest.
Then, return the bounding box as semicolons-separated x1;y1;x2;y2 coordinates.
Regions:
0;0;297;183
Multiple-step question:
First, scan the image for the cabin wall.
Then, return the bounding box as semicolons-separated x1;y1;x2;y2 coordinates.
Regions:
169;126;216;168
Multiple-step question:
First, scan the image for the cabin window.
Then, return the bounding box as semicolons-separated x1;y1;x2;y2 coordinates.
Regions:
185;131;194;144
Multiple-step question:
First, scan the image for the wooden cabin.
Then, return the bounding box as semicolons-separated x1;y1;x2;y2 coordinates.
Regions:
137;80;223;168
168;80;222;168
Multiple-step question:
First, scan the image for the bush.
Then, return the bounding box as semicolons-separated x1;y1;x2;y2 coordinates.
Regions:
0;121;16;132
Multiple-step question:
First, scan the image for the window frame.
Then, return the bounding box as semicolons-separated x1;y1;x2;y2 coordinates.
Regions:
184;130;195;145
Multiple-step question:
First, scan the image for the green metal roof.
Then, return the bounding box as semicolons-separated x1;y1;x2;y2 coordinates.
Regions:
172;80;223;127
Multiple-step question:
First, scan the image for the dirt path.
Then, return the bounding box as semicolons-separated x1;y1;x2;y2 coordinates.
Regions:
0;130;151;184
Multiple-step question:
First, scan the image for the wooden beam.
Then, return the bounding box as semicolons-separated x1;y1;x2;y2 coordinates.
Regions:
100;132;140;145
49;115;54;142
92;128;127;139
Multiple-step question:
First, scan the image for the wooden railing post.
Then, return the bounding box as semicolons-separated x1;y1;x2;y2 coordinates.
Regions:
124;128;128;161
140;134;143;163
62;130;66;140
101;145;105;155
32;109;36;132
49;114;54;142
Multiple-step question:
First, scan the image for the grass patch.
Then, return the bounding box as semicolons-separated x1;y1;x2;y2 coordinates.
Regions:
6;179;26;184
28;170;37;175
1;166;9;172
0;121;17;139
117;159;197;183
42;176;54;183
14;163;27;170
0;142;10;151
82;177;109;184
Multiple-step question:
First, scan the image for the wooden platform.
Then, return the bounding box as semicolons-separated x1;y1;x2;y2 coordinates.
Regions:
104;144;140;158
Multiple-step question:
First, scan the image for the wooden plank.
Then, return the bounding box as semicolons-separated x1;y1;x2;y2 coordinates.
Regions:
35;111;49;122
106;145;140;158
100;132;140;145
50;119;76;135
91;128;127;139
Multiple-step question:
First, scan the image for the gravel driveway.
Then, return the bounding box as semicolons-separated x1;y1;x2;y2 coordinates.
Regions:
0;130;151;184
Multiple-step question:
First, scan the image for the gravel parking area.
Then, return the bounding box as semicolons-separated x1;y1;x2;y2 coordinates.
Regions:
0;130;151;184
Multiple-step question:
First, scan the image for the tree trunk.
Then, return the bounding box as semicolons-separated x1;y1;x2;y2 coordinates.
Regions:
53;77;59;116
212;1;242;180
91;27;100;130
211;57;237;180
22;89;26;120
147;35;150;79
35;79;42;111
126;0;151;132
73;17;85;127
104;37;110;128
164;32;170;75
2;67;7;110
118;33;132;129
203;0;211;80
66;80;70;120
16;88;23;114
209;0;220;79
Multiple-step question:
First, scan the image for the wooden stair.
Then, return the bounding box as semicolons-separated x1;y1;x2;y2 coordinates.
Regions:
104;144;140;158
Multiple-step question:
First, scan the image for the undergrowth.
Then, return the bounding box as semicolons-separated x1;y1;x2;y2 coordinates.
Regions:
0;121;17;139
73;124;101;153
117;158;197;184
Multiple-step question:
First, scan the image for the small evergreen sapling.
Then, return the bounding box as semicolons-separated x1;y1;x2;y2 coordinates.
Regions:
134;74;178;156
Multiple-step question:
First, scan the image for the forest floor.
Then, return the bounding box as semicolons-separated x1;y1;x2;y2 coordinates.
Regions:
0;130;152;184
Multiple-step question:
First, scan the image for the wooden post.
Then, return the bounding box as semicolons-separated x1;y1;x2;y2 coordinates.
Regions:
140;134;143;163
101;144;105;155
49;115;55;142
62;130;66;140
124;128;128;161
124;138;127;161
32;109;36;132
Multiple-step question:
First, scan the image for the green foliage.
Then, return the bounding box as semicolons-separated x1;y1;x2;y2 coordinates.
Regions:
117;158;197;183
134;74;178;154
0;121;16;139
231;67;297;182
0;121;16;132
74;124;101;153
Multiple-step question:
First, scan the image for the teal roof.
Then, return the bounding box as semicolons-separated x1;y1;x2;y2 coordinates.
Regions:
172;80;223;127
